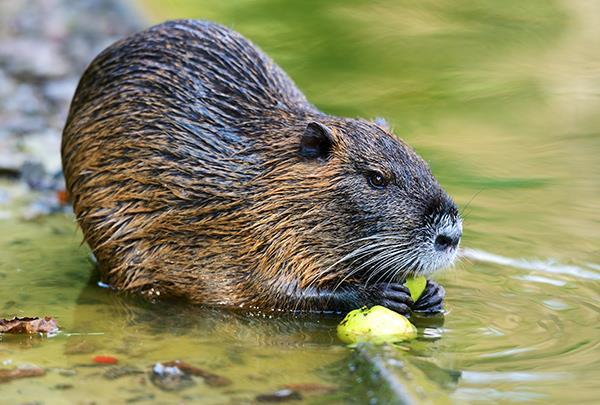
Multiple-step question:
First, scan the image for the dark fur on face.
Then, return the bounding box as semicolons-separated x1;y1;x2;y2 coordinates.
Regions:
62;20;461;312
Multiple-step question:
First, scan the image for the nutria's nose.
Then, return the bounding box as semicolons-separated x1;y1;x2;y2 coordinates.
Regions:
426;193;462;251
433;226;462;251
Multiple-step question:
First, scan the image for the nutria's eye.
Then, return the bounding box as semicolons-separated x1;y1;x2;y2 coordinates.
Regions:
366;171;388;189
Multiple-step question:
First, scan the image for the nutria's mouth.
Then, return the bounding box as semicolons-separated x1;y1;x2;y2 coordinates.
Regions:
337;219;462;284
413;216;463;276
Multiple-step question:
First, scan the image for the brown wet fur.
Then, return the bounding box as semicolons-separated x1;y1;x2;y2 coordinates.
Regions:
62;20;458;313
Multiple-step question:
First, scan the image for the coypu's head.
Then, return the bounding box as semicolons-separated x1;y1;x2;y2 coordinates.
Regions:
293;117;462;284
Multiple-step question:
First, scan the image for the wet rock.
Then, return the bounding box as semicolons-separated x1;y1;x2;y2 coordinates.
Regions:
57;368;77;377
20;162;47;189
149;362;195;392
161;360;232;387
256;389;303;402
0;365;45;383
53;383;74;390
20;161;64;192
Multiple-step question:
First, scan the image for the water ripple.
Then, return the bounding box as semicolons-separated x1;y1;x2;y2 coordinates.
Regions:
461;247;600;280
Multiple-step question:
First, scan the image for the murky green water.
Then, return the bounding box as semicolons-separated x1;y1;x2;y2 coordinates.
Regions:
2;0;599;403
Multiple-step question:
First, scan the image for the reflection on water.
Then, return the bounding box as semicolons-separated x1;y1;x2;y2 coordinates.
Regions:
462;248;600;281
2;0;600;403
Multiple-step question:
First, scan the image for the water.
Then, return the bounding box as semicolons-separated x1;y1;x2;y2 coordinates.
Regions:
2;0;599;403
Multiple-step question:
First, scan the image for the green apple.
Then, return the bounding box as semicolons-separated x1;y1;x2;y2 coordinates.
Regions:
337;305;417;344
404;276;427;301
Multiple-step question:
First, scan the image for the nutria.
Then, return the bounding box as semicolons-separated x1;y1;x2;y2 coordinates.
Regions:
62;20;462;315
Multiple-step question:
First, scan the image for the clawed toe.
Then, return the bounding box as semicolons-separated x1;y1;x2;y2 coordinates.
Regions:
362;280;444;316
413;280;445;313
376;282;413;316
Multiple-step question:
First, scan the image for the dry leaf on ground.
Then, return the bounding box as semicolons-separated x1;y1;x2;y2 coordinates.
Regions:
0;316;58;334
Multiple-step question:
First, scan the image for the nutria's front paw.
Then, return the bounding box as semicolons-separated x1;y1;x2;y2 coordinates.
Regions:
371;282;414;316
412;280;445;314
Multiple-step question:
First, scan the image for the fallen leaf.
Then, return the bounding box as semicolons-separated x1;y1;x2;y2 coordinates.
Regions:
0;316;58;334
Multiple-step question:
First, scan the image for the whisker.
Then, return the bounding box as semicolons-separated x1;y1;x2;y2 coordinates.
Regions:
301;232;421;308
460;188;483;219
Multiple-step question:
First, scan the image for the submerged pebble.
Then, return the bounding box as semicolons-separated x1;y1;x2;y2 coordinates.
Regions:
56;368;77;377
0;365;45;383
53;383;74;390
150;362;195;392
161;360;232;387
256;389;303;402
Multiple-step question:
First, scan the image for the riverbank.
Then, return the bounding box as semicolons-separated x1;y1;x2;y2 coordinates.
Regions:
0;0;142;218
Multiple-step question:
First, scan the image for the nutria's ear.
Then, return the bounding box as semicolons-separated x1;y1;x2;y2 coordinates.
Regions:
299;122;334;160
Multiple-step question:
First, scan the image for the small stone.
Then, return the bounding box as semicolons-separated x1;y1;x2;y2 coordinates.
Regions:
54;383;74;390
57;369;77;377
256;389;303;402
161;360;231;387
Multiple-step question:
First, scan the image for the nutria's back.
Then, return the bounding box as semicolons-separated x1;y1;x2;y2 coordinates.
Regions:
63;20;461;314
